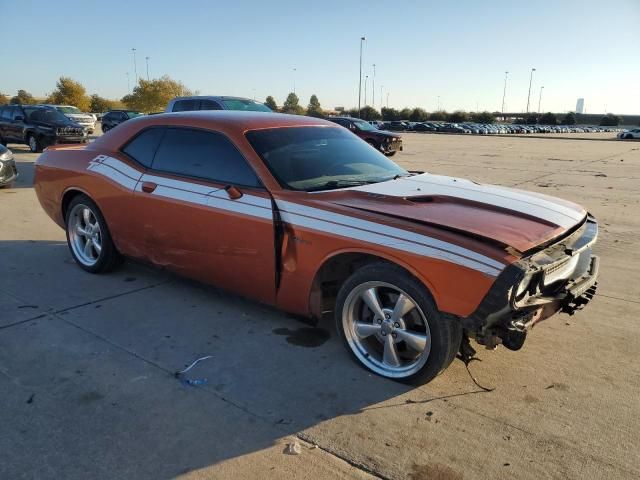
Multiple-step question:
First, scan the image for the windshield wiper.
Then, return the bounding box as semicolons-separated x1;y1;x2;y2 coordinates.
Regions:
306;179;378;192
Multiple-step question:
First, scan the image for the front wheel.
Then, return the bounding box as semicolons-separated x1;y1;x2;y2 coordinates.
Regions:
384;151;397;157
65;194;122;273
335;262;461;384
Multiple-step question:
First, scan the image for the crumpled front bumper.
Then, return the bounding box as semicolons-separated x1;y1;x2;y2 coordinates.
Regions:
463;214;599;350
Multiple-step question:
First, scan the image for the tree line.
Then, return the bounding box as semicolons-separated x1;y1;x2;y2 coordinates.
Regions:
0;77;628;126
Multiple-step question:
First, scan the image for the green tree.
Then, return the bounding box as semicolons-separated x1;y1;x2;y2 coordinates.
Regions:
428;110;447;121
264;95;278;111
381;107;400;121
306;94;324;117
122;75;192;113
0;93;8;105
10;89;36;105
399;108;412;120
561;112;577;125
46;77;90;111
599;113;620;126
537;112;557;125
358;106;381;121
470;111;496;123
409;108;428;122
281;92;304;115
448;110;469;123
89;94;116;113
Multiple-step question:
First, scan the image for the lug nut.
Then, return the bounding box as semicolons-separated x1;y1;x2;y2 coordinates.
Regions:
385;314;390;319
394;322;400;328
377;319;382;324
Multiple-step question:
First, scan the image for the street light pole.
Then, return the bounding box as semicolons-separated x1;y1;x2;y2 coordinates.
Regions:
132;48;138;84
372;64;376;108
538;86;544;113
386;92;389;108
293;68;296;94
501;71;509;117
437;96;441;111
358;36;366;118
145;56;150;81
526;68;536;114
364;75;368;106
126;72;130;93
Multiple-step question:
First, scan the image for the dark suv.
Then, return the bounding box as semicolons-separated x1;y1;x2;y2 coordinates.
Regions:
0;105;86;153
101;110;143;133
327;117;403;156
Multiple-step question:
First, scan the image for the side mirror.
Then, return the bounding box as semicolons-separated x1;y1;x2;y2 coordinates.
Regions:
14;115;24;122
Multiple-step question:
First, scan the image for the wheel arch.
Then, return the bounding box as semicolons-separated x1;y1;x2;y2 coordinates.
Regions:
308;248;440;320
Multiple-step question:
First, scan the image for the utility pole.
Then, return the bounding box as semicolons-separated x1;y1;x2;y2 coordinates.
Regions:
538;86;544;113
358;36;366;118
372;64;376;108
364;75;368;106
526;68;536;114
145;56;150;81
501;71;509;117
292;68;296;95
132;48;138;84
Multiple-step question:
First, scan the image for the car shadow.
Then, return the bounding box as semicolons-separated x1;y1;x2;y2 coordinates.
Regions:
0;239;487;479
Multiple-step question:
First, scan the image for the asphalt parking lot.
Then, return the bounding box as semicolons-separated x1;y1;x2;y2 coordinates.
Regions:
1;129;639;480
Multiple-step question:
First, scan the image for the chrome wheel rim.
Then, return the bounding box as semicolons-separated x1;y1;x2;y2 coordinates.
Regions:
342;281;431;378
29;136;37;152
68;204;102;266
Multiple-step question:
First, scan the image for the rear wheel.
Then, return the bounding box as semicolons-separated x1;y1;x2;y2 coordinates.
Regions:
335;262;461;384
27;134;42;153
65;194;122;273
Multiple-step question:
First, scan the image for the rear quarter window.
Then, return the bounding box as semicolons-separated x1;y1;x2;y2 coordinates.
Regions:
121;128;165;168
151;128;261;187
171;100;199;112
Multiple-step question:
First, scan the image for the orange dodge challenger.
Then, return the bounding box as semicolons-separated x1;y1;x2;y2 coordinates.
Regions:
34;112;598;384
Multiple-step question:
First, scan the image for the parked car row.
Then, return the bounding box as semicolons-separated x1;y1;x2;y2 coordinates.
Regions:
373;120;622;135
617;128;640;140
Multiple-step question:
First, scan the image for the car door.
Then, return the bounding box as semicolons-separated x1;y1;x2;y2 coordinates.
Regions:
131;126;276;304
7;106;25;142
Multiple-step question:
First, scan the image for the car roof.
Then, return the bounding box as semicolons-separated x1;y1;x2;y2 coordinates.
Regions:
91;111;338;149
170;96;259;102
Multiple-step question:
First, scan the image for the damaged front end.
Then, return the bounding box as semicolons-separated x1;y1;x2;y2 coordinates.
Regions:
462;214;599;351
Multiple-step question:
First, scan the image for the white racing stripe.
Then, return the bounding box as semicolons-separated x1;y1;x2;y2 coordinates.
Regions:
350;174;585;229
277;201;504;276
86;155;503;276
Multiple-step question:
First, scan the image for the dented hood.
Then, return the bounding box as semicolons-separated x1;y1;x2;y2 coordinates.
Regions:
326;174;587;253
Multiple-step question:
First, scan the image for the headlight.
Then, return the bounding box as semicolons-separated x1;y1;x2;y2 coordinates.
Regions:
0;150;12;161
515;272;533;298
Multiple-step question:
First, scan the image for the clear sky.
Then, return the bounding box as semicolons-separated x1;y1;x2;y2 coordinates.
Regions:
3;0;639;114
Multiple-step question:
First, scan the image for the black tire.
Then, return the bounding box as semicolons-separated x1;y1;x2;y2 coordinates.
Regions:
101;125;109;133
64;194;123;273
27;133;42;153
384;151;397;157
335;262;462;385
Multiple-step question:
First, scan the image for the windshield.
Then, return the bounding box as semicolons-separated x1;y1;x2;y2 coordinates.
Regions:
246;126;407;192
353;119;377;132
125;111;143;118
221;99;272;112
23;107;70;123
56;106;83;114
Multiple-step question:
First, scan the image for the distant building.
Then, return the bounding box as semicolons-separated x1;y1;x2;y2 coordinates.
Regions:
576;98;585;114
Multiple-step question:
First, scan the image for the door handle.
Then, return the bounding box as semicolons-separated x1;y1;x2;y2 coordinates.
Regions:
141;181;157;193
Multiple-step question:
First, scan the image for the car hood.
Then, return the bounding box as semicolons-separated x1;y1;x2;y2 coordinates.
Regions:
65;113;93;120
324;173;586;253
